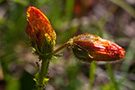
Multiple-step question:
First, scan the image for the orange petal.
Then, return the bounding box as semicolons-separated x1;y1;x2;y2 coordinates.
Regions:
26;22;38;41
26;6;55;39
26;6;56;48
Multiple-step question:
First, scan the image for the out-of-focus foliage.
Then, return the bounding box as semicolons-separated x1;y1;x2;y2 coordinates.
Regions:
0;0;135;90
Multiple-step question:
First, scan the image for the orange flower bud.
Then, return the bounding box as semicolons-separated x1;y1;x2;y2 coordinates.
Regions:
70;34;125;62
26;6;56;51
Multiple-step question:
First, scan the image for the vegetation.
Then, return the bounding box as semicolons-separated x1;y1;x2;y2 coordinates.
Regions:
0;0;135;90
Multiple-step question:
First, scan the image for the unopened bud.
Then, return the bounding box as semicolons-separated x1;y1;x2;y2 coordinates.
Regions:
70;34;125;62
26;6;56;59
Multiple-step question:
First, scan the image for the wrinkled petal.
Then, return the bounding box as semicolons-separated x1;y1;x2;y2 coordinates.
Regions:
26;22;38;41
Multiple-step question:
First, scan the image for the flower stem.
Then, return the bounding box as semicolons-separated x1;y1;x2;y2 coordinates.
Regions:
37;40;71;90
53;41;70;54
38;59;49;90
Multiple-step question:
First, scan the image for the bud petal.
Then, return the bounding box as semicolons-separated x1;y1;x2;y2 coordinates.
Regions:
70;34;125;62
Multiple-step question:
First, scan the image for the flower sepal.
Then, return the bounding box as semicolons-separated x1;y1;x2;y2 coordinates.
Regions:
72;44;93;63
30;35;54;60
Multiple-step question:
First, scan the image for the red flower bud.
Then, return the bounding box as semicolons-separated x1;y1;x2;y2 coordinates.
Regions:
70;34;125;62
26;6;56;50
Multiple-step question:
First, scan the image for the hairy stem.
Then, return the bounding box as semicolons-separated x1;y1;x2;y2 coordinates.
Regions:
38;60;49;90
37;40;71;90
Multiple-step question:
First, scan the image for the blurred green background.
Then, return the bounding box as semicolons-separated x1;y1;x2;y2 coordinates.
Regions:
0;0;135;90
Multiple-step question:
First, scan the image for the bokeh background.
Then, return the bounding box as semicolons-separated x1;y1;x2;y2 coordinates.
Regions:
0;0;135;90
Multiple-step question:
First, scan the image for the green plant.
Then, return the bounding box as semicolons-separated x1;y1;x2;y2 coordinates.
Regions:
25;6;125;90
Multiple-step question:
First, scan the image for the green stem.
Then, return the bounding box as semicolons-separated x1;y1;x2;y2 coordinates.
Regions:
36;40;71;90
38;60;49;90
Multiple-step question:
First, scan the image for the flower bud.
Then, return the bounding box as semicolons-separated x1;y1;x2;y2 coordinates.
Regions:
70;34;125;62
26;6;56;59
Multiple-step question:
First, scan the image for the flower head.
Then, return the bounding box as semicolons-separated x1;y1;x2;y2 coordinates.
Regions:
70;34;125;62
26;6;56;58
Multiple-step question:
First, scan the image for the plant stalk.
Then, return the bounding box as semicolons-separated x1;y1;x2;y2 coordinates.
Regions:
37;41;71;90
38;60;49;90
53;41;69;54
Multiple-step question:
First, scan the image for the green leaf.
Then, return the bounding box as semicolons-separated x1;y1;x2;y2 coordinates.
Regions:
110;0;135;18
106;63;119;90
6;78;20;90
65;0;75;19
89;61;97;85
0;0;3;3
9;0;29;6
121;39;135;72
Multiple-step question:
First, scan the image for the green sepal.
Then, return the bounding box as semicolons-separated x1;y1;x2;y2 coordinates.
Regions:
39;33;55;60
41;34;53;54
29;33;56;60
72;44;93;63
30;38;41;55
